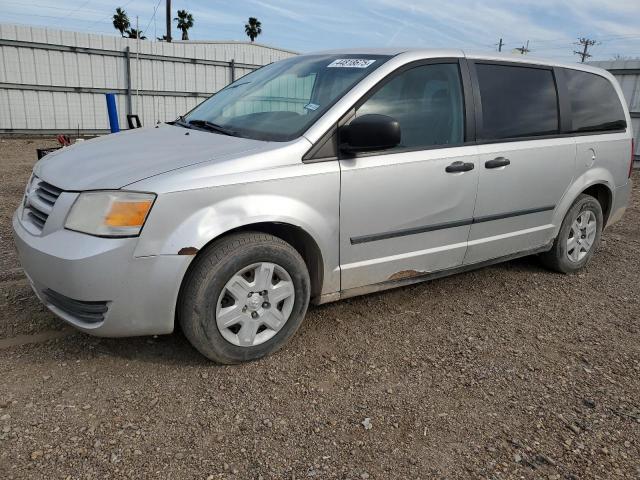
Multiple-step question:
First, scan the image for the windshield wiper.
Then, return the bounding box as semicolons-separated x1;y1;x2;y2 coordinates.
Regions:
172;115;194;129
188;119;238;136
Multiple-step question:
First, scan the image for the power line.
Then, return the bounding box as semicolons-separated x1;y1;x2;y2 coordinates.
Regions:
50;0;92;26
520;32;640;45
1;16;115;35
54;0;92;18
144;0;163;35
84;0;135;29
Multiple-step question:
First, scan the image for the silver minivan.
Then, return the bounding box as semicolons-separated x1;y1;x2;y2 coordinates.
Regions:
13;49;634;363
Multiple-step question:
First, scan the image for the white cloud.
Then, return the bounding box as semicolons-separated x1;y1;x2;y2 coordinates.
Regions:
1;0;638;59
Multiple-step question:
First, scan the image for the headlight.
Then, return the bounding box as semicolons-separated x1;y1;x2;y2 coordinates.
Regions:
65;191;156;237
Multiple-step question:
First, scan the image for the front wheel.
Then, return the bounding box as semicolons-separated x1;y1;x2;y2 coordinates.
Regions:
540;194;603;273
179;232;310;364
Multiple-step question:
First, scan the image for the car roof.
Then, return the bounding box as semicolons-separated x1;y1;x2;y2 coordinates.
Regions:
308;47;458;57
305;47;612;77
463;50;612;76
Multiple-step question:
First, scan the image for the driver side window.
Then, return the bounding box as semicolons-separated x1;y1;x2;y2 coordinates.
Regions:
357;63;465;150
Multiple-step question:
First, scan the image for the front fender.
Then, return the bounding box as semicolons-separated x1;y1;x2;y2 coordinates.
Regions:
134;174;340;295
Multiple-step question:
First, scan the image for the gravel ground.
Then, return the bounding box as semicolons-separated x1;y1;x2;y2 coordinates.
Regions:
1;137;639;479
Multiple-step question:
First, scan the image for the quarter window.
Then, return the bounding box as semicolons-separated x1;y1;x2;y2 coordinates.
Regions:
564;69;626;133
475;64;559;140
355;63;465;150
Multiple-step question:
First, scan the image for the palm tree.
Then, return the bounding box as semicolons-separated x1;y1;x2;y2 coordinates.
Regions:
126;28;146;40
244;17;262;42
174;9;194;41
112;7;130;37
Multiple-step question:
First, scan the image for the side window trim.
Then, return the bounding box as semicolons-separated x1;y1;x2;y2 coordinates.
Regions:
554;67;573;134
467;59;483;145
303;57;475;162
459;58;477;143
468;59;561;143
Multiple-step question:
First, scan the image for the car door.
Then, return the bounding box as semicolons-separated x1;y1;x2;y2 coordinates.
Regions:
338;60;480;291
464;61;576;264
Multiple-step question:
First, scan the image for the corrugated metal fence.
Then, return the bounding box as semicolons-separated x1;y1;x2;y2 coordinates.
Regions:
0;24;296;134
590;59;640;162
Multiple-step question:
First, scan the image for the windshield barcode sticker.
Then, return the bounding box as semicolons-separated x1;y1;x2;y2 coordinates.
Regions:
327;59;376;68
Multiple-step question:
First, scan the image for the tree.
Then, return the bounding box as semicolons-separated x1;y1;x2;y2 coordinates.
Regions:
611;54;639;60
174;9;194;41
157;35;169;42
126;28;146;40
244;17;262;42
112;7;130;37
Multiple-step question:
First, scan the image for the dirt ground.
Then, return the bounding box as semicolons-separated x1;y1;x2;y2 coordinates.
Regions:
0;137;639;479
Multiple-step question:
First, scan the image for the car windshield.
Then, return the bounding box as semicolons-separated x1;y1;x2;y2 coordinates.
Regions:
182;54;391;141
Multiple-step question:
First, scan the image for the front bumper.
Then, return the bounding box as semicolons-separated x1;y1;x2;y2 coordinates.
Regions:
12;211;192;337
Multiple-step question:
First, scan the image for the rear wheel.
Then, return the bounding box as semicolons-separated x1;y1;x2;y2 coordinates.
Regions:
540;194;603;273
179;232;310;364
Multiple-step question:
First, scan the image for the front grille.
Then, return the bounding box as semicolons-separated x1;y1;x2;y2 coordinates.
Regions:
23;177;63;232
35;181;62;206
42;289;108;324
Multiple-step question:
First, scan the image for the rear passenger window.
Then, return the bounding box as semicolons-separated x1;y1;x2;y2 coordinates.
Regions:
356;63;464;149
475;64;559;140
564;69;626;133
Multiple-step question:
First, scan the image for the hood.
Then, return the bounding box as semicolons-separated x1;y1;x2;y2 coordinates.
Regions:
34;124;266;190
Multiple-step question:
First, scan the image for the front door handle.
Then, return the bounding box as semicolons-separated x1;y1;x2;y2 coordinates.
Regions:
445;161;475;173
485;157;511;169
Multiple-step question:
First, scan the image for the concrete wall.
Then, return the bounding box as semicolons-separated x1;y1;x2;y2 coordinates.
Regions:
0;24;297;134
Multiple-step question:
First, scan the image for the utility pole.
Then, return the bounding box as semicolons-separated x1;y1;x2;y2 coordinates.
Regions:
496;38;504;52
136;16;140;114
574;37;596;62
165;0;172;42
514;40;530;55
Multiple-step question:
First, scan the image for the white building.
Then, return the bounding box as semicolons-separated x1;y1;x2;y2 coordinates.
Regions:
0;24;297;134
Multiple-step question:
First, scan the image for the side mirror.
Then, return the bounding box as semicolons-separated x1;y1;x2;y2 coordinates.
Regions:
339;114;401;153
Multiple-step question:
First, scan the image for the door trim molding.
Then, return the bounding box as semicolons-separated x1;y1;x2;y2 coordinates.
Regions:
473;205;555;224
350;218;473;245
350;205;555;245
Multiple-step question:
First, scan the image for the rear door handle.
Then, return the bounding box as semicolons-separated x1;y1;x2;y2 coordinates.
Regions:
485;157;511;169
445;161;475;173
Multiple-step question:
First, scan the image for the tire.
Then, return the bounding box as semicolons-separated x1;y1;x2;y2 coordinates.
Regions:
540;194;603;273
179;232;310;364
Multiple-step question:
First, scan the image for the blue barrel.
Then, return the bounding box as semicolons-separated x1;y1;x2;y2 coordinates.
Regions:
105;93;120;133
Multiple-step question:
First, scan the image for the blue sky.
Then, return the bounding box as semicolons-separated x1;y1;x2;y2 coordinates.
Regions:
1;0;639;61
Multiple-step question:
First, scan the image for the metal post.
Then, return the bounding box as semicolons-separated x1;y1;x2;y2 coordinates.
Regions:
166;0;172;42
136;16;140;115
124;46;132;116
230;59;235;82
105;93;120;133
